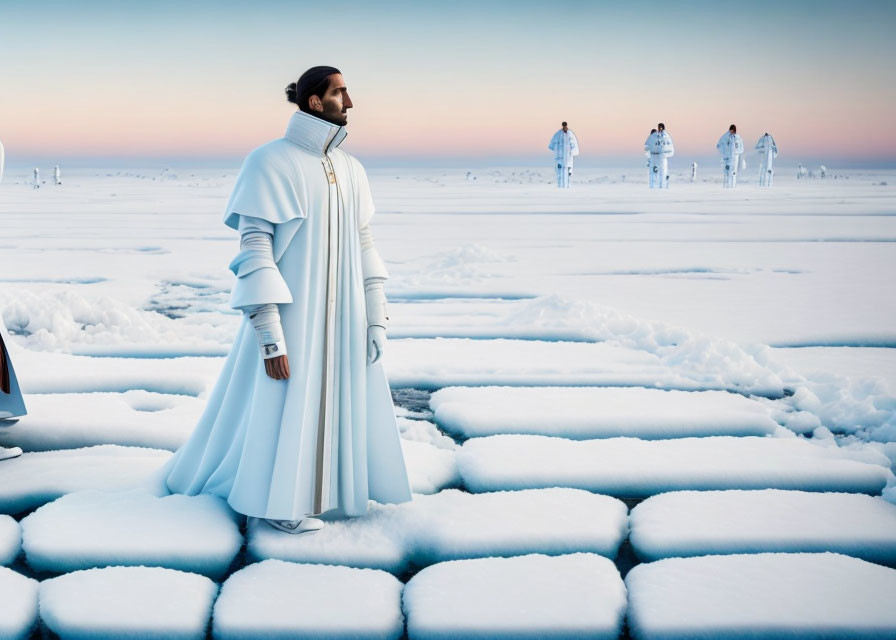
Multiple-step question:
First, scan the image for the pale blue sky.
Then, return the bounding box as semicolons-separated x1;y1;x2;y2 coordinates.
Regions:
2;0;894;166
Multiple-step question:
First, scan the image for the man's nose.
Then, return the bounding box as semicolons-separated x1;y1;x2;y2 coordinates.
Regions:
344;93;353;109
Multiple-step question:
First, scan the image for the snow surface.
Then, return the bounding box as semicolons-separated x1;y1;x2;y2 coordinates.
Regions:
0;514;20;565
21;489;242;578
0;445;171;514
0;566;38;640
430;386;781;439
248;488;628;574
403;553;627;640
212;559;404;640
247;503;410;574
406;488;628;565
385;336;784;396
625;552;896;639
630;489;896;564
401;439;460;494
458;434;893;497
39;565;218;640
0;391;202;452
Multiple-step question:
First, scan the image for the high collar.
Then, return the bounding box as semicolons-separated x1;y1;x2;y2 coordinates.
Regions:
284;110;348;156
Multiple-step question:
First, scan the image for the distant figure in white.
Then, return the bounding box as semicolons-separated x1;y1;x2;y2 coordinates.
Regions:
644;122;674;189
548;121;579;188
691;161;698;182
755;133;778;187
818;165;827;179
717;124;744;188
53;165;62;186
797;163;807;179
645;128;656;180
32;168;40;189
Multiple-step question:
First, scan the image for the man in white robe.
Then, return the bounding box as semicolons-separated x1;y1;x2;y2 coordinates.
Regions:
755;132;777;187
162;66;412;534
0;304;26;463
644;123;674;189
717;124;745;188
548;122;579;188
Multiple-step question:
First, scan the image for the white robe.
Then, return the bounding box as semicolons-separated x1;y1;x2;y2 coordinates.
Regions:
717;132;745;188
0;318;27;420
756;134;777;187
548;129;579;188
162;111;412;520
644;131;674;189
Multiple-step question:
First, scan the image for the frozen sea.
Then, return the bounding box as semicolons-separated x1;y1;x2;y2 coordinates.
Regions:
1;163;896;639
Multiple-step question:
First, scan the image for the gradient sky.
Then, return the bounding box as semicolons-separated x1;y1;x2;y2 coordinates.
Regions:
2;0;895;166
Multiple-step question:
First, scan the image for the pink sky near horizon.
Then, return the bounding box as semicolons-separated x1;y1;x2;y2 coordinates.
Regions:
2;1;895;164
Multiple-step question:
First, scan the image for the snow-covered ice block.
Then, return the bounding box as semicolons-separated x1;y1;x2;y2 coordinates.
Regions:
0;445;172;514
0;391;202;452
387;338;783;397
0;515;21;565
630;489;896;564
402;439;460;494
247;502;411;574
21;489;242;578
0;567;38;640
431;386;781;439
458;435;892;497
409;488;628;564
403;553;627;640
625;553;896;639
40;566;217;640
14;348;220;396
249;488;629;574
213;559;404;640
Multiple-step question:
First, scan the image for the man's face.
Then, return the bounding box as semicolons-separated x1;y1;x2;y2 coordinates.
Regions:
311;73;353;126
562;124;568;132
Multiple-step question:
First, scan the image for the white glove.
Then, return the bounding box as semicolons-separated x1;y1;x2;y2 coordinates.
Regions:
365;278;388;365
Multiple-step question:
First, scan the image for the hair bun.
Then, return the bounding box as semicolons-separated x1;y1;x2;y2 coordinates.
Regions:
285;82;298;104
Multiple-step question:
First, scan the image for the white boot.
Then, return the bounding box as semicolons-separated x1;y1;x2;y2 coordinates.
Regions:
264;517;325;534
0;445;22;461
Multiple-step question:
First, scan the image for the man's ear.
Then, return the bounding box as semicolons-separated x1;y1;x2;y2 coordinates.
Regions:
308;95;323;112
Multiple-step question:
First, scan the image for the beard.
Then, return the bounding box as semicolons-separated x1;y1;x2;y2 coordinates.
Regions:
315;100;348;126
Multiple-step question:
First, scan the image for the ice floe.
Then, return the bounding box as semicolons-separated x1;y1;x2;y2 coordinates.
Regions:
0;391;202;452
0;445;171;514
401;439;460;495
213;559;404;640
625;553;896;639
386;338;784;396
0;515;20;565
430;386;781;440
39;566;218;640
21;489;241;578
630;489;896;564
249;488;627;575
0;566;38;640
403;553;627;640
458;434;893;497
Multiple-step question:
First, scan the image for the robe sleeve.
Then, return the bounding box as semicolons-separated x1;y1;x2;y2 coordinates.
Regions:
223;145;307;231
349;157;389;282
228;215;293;310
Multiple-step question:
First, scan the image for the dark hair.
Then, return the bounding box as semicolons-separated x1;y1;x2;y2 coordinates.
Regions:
650;128;657;134
729;124;737;133
286;66;341;112
561;121;568;126
657;122;665;130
